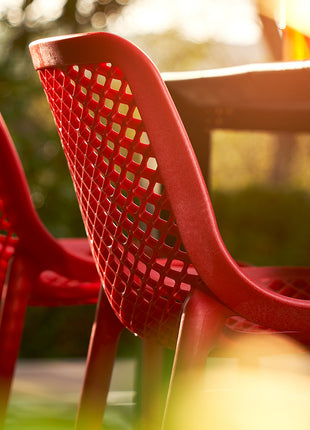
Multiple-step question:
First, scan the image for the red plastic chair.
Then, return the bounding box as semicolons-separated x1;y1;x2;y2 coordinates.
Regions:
0;114;108;428
29;32;310;429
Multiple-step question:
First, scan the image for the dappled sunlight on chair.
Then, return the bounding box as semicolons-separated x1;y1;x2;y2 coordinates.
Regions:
29;32;310;430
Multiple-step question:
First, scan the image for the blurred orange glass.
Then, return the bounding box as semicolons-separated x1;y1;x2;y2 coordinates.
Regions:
258;0;310;59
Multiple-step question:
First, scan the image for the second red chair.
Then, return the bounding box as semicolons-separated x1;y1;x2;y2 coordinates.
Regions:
0;114;105;428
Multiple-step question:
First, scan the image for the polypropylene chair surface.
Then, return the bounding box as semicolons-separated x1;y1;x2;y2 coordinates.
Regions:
33;61;197;347
30;32;310;348
0;114;99;288
0;114;101;428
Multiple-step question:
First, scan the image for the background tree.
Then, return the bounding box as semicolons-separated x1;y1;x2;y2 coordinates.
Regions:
0;0;131;236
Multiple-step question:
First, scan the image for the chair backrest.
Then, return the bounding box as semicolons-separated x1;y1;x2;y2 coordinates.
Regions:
0;114;96;284
30;32;310;347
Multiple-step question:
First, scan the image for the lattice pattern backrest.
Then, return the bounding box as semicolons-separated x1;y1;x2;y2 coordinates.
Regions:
38;63;199;346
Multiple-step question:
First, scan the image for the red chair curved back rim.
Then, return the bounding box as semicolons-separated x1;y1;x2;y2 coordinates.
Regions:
29;32;310;337
0;113;101;427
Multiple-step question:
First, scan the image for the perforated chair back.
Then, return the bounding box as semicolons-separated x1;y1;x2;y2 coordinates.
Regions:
30;33;310;348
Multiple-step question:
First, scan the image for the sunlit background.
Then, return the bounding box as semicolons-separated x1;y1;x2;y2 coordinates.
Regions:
1;0;310;203
0;0;310;336
0;0;310;331
1;1;310;428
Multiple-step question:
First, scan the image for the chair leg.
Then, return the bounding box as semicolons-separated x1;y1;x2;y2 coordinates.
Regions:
75;287;124;430
0;255;34;429
161;289;228;430
140;338;165;430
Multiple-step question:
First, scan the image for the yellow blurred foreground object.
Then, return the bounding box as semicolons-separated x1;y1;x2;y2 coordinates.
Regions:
164;334;310;430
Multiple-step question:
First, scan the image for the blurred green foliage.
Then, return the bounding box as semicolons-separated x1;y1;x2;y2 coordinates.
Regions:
19;304;140;358
1;1;310;359
212;186;310;267
0;0;130;237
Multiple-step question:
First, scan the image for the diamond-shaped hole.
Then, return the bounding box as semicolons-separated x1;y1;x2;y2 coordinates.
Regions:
180;243;186;252
105;98;114;109
147;157;157;170
146;203;155;215
133;107;141;120
97;74;106;86
140;132;149;144
127;213;134;223
84;69;92;79
126;171;135;182
133;196;141;207
108;140;115;150
121;188;128;198
118;103;129;115
111;78;122;91
138;261;147;274
165;234;177;247
164;276;176;288
139;221;147;232
139;177;150;190
133;152;142;164
125;84;132;95
112;122;121;133
153;182;162;195
100;116;107;126
160;209;170;221
125;127;136;140
151;228;160;240
114;163;121;174
96;133;102;142
120;147;128;157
